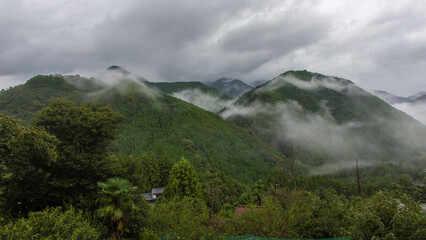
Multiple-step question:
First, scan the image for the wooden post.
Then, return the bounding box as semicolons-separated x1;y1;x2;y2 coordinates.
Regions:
291;144;297;190
356;158;362;197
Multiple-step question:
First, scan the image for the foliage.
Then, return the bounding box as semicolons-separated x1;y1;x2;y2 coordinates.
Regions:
141;197;221;239
32;98;124;207
100;82;287;183
110;152;174;193
164;157;202;200
204;175;245;212
110;155;150;192
97;177;140;240
346;191;426;239
0;75;84;125
0;115;58;216
0;206;100;240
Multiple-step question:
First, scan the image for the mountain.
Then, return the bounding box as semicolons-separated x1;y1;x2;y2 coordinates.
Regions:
372;90;426;104
0;75;87;125
0;73;287;182
411;94;426;103
221;70;426;173
107;65;130;75
372;90;409;104
408;91;426;101
207;77;253;98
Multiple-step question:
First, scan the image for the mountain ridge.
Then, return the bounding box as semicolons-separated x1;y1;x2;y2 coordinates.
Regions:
207;77;253;98
222;70;426;172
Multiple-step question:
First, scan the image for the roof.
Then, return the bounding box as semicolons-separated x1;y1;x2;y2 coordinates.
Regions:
152;187;165;195
142;193;155;201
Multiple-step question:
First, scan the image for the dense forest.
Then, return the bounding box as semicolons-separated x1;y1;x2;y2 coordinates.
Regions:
0;73;425;239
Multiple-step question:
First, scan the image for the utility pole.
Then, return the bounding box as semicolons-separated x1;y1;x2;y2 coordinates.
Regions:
356;158;362;197
291;144;297;190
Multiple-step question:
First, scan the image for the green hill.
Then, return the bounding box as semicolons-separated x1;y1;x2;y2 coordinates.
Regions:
207;77;253;97
222;70;426;172
0;75;87;125
0;74;287;182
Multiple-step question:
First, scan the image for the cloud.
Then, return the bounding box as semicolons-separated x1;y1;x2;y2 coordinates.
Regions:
221;100;364;160
1;0;426;96
171;89;234;113
393;101;426;125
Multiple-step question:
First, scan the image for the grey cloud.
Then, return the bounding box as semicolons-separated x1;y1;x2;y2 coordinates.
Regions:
393;102;426;125
0;0;426;96
171;89;234;113
91;0;329;82
221;100;364;159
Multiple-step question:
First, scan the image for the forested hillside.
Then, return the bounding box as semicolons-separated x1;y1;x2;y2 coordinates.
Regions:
222;70;426;173
0;75;86;125
0;74;287;182
98;81;286;182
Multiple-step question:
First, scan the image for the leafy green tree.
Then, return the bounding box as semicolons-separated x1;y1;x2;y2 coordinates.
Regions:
32;98;124;207
141;197;219;239
157;153;174;186
346;190;426;239
204;176;245;212
164;157;201;199
97;177;139;240
0;114;58;216
0;115;19;154
141;152;161;187
110;154;149;192
0;206;100;239
225;198;290;238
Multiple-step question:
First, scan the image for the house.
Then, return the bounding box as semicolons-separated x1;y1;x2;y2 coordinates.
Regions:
142;187;165;204
236;205;265;217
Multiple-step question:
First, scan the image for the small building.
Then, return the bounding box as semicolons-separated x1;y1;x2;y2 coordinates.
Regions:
236;205;265;217
142;187;165;205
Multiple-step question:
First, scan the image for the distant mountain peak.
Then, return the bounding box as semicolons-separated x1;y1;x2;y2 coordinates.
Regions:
408;91;426;101
371;90;409;105
208;77;253;98
106;65;130;75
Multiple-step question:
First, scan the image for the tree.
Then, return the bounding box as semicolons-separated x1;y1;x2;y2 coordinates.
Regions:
164;157;201;200
204;175;245;212
32;98;124;207
0;114;58;216
157;153;174;186
0;206;100;239
141;197;219;239
141;152;161;188
97;177;139;240
347;191;426;239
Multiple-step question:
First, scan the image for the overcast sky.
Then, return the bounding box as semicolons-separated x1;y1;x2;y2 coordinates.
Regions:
1;0;425;96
